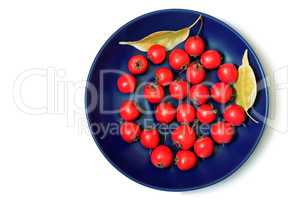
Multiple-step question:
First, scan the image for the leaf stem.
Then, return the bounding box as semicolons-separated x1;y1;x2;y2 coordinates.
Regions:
246;111;259;124
189;15;202;29
196;16;204;36
188;15;204;36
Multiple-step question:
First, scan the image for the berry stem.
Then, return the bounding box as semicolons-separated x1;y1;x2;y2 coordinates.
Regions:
178;65;188;76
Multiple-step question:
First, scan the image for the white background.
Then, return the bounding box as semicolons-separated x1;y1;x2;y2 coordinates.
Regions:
0;0;297;199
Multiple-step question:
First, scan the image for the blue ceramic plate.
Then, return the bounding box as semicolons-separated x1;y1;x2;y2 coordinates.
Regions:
85;9;269;191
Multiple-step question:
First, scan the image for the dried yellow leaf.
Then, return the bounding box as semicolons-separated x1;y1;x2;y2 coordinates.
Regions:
119;16;202;52
234;49;258;123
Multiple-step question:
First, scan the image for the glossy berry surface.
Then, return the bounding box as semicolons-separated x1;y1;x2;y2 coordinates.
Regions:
189;84;210;105
194;137;214;158
119;100;140;121
196;104;217;124
200;50;222;69
128;55;149;74
155;67;173;86
151;145;173;168
169;48;190;70
224;104;246;126
184;36;205;57
120;122;141;143
175;150;197;171
211;121;235;144
144;83;165;104
210;82;233;104
217;63;238;83
117;73;136;93
147;44;167;64
155;102;176;124
169;80;189;100
186;62;206;84
171;125;196;150
140;129;160;149
176;103;196;123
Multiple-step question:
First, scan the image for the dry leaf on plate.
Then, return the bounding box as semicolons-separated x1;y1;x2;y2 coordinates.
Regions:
234;49;258;123
119;16;202;52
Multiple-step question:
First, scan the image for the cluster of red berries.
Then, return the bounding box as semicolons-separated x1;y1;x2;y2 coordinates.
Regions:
117;35;246;171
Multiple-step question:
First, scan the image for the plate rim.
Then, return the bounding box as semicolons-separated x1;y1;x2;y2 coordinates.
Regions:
84;8;269;192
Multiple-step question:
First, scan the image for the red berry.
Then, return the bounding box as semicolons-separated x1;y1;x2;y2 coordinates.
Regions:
147;44;166;64
210;82;233;104
196;104;217;124
186;62;206;84
169;80;188;100
171;125;196;150
184;36;205;57
155;67;173;86
120;122;141;143
175;150;197;171
217;63;238;83
151;145;173;168
128;55;149;74
176;103;196;123
117;73;136;93
200;50;222;69
189;84;209;105
169;49;190;70
119;100;140;121
211;122;235;144
140;129;160;149
155;102;176;124
194;136;214;158
224;104;246;126
144;83;165;104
